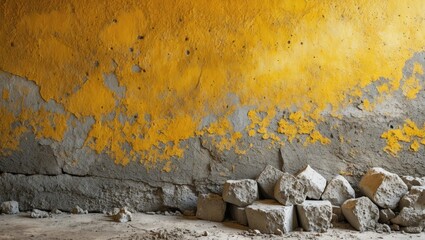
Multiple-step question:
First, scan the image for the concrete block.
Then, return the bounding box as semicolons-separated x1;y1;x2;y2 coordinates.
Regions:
222;179;258;207
245;200;298;234
256;165;284;199
274;173;306;206
296;165;326;200
379;208;396;223
399;186;425;210
359;167;408;209
297;200;332;232
196;193;226;222
341;197;379;232
229;204;248;226
321;175;355;206
401;176;425;190
1;201;19;214
391;207;425;227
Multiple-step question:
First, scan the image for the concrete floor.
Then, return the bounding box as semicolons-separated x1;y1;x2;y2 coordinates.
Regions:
0;213;424;240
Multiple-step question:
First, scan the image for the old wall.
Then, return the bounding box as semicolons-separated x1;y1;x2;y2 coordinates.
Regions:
1;0;425;212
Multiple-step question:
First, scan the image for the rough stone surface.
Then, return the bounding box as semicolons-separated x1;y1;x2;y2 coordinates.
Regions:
359;167;408;209
402;226;423;233
391;207;425;227
297;200;332;232
222;179;258;207
71;205;88;214
196;193;226;222
274;173;306;206
296;165;327;200
399;186;425;210
51;208;63;214
341;197;379;232
401;176;425;190
245;200;298;234
321;175;355;206
229;204;248;226
31;209;50;218
375;223;391;233
379;208;396;223
332;206;345;223
1;201;19;214
112;207;132;223
256;165;284;199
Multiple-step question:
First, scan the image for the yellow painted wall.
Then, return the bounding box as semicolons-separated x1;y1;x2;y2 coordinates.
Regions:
1;0;425;167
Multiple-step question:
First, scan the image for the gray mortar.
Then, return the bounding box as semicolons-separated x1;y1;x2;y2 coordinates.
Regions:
2;52;425;212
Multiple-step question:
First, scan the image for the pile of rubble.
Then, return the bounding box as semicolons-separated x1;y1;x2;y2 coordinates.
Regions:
196;165;425;234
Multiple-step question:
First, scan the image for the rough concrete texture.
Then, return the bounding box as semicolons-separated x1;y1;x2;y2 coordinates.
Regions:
229;204;248;226
0;201;19;214
274;173;306;206
112;207;132;223
31;209;50;218
196;193;226;222
321;175;355;206
256;165;284;199
222;179;259;207
341;197;379;232
359;167;408;209
332;206;346;223
245;200;298;234
379;208;396;224
391;207;425;227
295;165;327;200
401;176;425;190
401;226;424;234
399;186;425;210
296;200;332;232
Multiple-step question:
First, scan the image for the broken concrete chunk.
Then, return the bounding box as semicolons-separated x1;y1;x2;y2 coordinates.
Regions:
229;204;248;226
401;226;423;234
321;175;355;206
1;201;19;214
359;167;408;209
296;165;326;200
379;208;395;223
297;200;332;232
341;197;379;232
31;209;50;218
50;208;63;214
332;206;346;223
222;179;258;207
112;207;132;223
390;207;425;227
245;200;298;234
256;165;284;199
71;205;88;214
274;173;306;206
399;186;425;211
375;223;391;233
401;176;425;190
196;193;226;222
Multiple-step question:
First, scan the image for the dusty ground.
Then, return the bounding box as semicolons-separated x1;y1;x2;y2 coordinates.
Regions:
0;212;424;240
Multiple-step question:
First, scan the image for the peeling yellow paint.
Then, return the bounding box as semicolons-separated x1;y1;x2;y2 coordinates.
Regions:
382;119;425;156
2;89;9;100
2;1;425;166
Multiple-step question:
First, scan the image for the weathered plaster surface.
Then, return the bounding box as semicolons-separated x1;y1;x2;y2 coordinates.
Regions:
1;1;425;211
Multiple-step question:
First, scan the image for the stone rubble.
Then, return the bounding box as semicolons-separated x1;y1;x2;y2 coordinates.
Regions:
296;165;327;200
321;175;355;206
256;165;285;199
390;207;425;227
401;176;425;190
245;200;298;234
1;201;19;214
222;179;259;207
112;207;132;223
296;200;333;232
341;197;379;232
71;205;88;214
379;208;396;224
359;167;408;209
196;193;226;222
274;172;307;206
331;206;346;223
31;209;50;218
50;208;63;214
229;204;248;226
399;186;425;210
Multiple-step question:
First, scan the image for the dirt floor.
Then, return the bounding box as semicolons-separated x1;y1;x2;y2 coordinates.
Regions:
0;212;424;240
